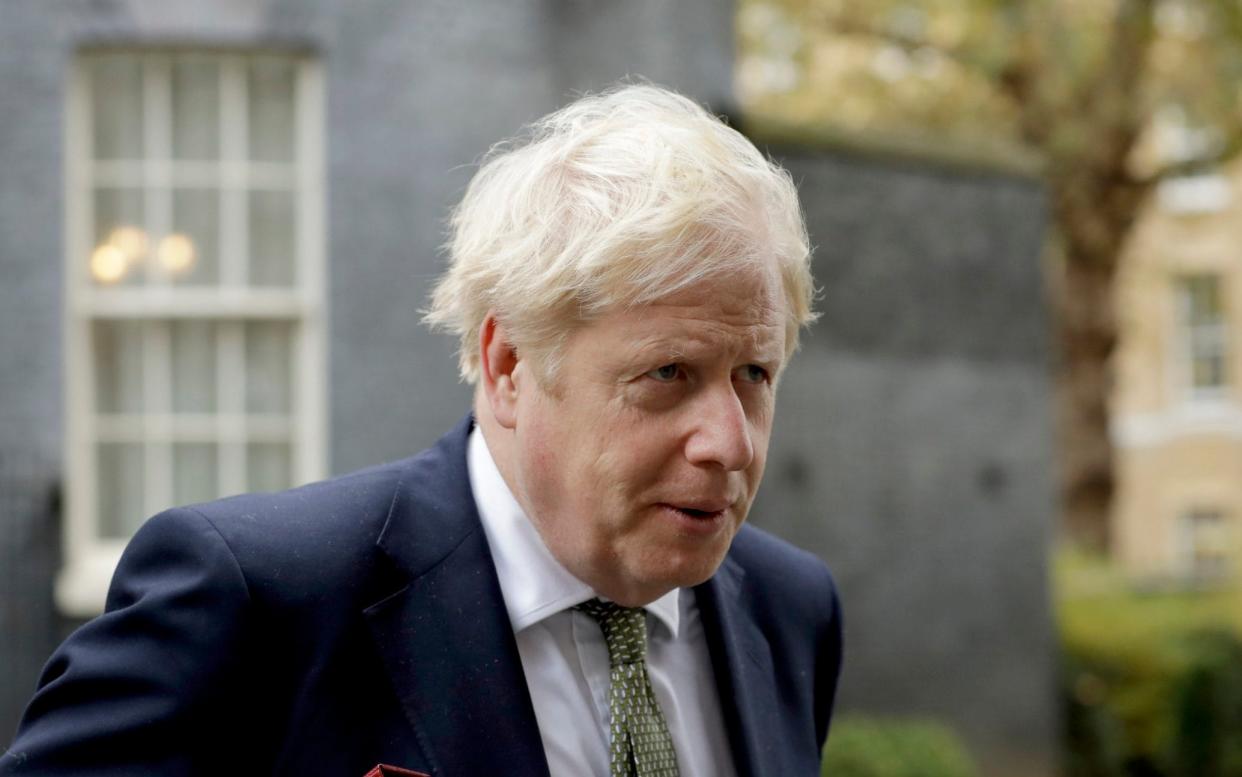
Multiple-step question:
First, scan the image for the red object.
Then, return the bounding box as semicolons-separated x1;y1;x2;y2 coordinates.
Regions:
363;765;430;777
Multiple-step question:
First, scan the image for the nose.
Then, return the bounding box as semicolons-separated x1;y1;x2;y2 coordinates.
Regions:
684;383;754;471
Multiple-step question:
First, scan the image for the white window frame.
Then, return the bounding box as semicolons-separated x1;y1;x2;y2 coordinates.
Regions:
1176;507;1232;581
1155;107;1231;214
1158;173;1232;215
58;50;327;616
1173;273;1229;404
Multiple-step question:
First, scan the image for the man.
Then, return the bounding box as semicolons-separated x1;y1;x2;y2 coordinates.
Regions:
2;84;841;776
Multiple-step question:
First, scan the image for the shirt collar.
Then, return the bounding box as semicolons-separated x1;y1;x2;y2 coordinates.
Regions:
467;425;681;637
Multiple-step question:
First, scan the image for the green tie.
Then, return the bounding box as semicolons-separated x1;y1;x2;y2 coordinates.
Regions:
576;598;681;777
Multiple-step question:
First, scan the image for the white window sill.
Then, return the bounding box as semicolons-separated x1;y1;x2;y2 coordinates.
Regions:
1158;174;1232;214
55;545;124;618
1113;400;1242;446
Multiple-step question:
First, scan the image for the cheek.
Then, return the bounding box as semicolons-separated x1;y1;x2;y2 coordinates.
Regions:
584;441;640;507
745;413;774;478
516;397;572;499
580;426;667;518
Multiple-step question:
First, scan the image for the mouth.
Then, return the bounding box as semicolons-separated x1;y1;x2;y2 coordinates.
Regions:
671;506;724;520
656;502;732;531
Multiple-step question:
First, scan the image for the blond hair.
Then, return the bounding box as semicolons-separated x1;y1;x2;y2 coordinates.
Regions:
424;83;816;384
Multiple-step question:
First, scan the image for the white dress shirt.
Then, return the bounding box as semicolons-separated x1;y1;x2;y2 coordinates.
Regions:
467;427;738;777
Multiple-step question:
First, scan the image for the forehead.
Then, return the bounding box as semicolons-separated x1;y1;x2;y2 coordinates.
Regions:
577;265;787;359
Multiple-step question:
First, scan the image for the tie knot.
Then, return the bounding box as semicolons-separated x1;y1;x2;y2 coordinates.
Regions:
575;598;648;666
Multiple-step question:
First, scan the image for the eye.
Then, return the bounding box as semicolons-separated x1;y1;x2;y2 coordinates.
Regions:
735;364;769;384
645;364;681;382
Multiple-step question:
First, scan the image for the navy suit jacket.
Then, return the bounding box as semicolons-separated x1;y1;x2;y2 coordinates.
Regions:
2;416;842;776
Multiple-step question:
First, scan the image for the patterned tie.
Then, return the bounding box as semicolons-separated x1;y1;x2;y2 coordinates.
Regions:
576;598;681;777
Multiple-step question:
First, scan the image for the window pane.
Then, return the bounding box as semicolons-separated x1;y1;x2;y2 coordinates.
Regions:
172;58;220;160
90;53;144;160
1182;509;1231;578
249;190;295;286
171;320;217;413
168;188;220;285
78;53;318;547
245;322;292;413
92;188;146;287
1183;276;1223;325
1193;354;1225;390
98;442;145;539
248;442;290;492
1179;275;1228;393
248;57;295;163
94;320;145;414
173;443;217;506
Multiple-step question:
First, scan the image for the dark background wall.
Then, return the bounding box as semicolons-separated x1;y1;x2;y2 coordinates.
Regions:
754;148;1057;777
0;2;1057;774
0;2;70;745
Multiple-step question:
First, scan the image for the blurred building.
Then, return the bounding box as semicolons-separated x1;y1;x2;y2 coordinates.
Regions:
1113;134;1242;585
0;2;1057;774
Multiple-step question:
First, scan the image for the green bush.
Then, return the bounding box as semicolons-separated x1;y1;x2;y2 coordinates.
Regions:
821;715;979;777
1058;551;1242;777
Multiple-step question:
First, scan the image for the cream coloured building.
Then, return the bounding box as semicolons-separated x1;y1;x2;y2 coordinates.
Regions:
1112;159;1241;582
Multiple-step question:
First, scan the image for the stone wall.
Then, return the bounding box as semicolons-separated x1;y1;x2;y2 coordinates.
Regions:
754;147;1058;776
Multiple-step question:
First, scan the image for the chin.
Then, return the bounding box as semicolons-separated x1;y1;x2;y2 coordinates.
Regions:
649;550;731;592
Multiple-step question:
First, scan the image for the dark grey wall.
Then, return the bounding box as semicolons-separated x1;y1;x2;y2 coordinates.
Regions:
753;148;1058;777
0;1;68;742
0;457;60;748
0;4;63;482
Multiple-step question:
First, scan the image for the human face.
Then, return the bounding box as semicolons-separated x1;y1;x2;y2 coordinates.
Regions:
506;267;787;606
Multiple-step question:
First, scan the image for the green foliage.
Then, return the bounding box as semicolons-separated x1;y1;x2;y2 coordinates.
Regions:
1058;551;1242;777
738;0;1242;158
821;715;979;777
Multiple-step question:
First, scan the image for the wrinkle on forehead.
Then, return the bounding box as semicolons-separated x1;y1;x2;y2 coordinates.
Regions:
613;269;787;362
642;259;781;310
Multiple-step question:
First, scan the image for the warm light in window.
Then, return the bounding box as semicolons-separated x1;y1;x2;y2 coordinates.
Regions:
157;233;196;274
90;244;128;284
107;226;148;265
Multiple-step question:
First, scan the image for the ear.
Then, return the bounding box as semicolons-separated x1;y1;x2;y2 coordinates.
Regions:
478;313;521;429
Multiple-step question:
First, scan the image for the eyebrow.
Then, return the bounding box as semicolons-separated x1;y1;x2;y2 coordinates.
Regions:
625;334;782;367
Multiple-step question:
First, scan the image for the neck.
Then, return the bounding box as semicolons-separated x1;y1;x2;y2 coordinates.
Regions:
473;391;522;507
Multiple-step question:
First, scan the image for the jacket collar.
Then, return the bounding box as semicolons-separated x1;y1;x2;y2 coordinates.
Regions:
364;414;552;777
696;547;782;777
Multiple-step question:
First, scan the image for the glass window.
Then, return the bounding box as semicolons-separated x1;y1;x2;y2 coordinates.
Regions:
1176;275;1228;398
62;50;325;615
1178;508;1231;581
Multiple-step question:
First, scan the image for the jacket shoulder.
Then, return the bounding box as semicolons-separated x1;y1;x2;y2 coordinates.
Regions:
728;524;837;599
191;457;411;544
176;455;426;603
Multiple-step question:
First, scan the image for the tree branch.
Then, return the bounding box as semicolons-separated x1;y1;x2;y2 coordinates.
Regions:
817;9;1046;139
1074;0;1156;129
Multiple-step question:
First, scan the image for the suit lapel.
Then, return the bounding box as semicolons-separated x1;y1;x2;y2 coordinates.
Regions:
696;555;781;777
364;417;550;777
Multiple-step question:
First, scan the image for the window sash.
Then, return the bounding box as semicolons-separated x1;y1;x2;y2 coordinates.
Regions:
1176;276;1229;396
1178;509;1232;579
60;50;326;616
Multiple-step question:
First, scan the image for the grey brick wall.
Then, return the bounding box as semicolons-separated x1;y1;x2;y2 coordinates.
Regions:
754;148;1057;777
0;455;60;743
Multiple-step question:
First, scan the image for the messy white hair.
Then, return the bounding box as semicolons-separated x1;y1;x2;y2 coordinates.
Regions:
424;82;816;385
